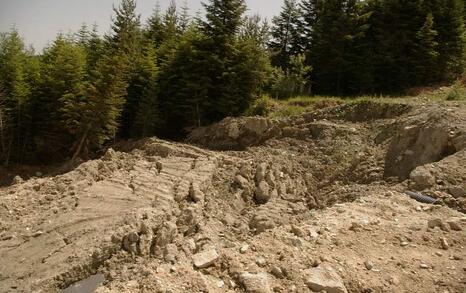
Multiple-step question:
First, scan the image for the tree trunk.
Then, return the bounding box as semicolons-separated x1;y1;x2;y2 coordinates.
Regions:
71;125;91;162
0;108;5;157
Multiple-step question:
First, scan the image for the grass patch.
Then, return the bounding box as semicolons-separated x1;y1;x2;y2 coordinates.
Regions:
446;81;466;101
248;82;466;119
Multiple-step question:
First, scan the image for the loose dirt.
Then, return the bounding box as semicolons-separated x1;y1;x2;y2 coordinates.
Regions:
1;100;465;293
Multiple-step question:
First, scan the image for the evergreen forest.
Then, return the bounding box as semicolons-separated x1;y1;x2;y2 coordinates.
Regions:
0;0;465;164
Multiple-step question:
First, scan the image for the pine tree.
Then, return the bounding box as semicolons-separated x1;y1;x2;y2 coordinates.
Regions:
84;24;105;75
146;3;165;47
133;43;159;137
430;0;465;79
157;0;270;134
163;0;179;40
413;13;439;84
121;42;158;138
0;29;34;164
178;1;191;33
201;0;268;121
36;35;87;159
202;0;246;42
299;0;320;50
107;0;142;60
270;0;304;68
157;27;210;134
67;53;128;160
240;14;270;49
106;0;145;138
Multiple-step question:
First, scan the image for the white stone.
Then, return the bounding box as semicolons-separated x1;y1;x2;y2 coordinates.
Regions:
193;249;219;269
305;265;348;293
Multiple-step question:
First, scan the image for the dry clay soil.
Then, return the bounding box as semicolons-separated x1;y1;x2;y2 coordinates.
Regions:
1;100;466;293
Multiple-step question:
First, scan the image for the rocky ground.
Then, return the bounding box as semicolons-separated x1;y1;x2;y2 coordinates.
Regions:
0;99;465;293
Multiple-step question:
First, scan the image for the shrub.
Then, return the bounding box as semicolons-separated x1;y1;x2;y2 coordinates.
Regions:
245;95;271;117
446;80;466;101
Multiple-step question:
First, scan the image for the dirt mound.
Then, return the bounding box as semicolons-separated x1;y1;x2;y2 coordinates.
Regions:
409;149;466;212
1;101;466;293
188;100;413;151
187;117;278;150
304;100;413;122
384;106;466;180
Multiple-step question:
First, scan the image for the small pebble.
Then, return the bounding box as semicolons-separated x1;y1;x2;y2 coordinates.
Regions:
364;260;374;270
420;263;430;269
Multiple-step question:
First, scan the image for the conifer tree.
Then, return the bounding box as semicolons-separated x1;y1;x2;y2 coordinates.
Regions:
133;43;159;137
0;29;34;164
240;14;270;49
178;1;191;33
146;3;165;47
121;42;158;138
413;13;439;83
201;0;268;120
36;35;87;159
107;0;141;56
430;0;465;79
202;0;246;43
299;0;320;50
66;53;128;160
106;0;146;138
270;0;304;68
164;0;179;39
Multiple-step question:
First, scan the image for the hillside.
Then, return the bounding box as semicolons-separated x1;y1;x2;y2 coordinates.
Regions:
0;98;465;293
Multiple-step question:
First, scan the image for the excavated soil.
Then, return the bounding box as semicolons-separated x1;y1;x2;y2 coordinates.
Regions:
1;100;465;293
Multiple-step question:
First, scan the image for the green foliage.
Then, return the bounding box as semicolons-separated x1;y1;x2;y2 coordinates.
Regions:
446;80;466;100
1;0;465;165
157;0;270;135
0;29;38;164
35;35;88;159
270;54;312;99
202;0;246;42
240;14;270;49
245;95;271;117
270;0;304;68
128;43;159;138
413;13;439;84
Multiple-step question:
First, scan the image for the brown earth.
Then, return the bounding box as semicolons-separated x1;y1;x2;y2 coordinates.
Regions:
0;100;465;293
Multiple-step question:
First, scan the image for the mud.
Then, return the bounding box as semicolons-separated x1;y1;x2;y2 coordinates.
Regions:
1;100;465;293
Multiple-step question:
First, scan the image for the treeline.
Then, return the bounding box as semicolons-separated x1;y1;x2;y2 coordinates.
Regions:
270;0;466;95
0;0;270;164
0;0;465;165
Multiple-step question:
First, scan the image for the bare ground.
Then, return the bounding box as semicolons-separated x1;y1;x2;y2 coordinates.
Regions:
0;99;465;293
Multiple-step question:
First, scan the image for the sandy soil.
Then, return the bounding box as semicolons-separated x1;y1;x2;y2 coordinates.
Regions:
0;99;465;293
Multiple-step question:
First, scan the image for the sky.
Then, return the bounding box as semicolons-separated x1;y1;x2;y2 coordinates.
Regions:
0;0;283;52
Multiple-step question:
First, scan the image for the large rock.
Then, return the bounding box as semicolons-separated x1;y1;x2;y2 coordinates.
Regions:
255;181;271;204
188;117;275;150
255;163;268;184
304;265;347;293
410;167;436;190
239;272;271;293
384;109;461;180
193;249;219;269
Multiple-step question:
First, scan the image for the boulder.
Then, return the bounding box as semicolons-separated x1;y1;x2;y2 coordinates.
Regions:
304;265;347;293
193;249;219;269
255;181;271;204
239;272;271;293
410;167;436;190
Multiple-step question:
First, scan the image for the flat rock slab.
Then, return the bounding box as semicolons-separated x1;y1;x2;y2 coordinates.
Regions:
239;272;271;293
193;249;219;269
305;265;347;293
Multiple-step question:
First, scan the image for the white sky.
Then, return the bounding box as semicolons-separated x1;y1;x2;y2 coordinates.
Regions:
0;0;283;52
